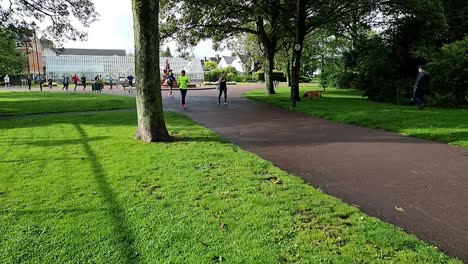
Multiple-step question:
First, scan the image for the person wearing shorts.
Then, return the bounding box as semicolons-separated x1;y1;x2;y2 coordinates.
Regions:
167;70;176;98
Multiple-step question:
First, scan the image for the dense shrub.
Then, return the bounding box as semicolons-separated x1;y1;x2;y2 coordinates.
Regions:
336;71;358;89
426;93;462;108
224;66;238;75
254;71;286;82
204;61;218;71
395;78;415;105
204;68;238;82
300;76;311;83
254;71;264;81
353;37;395;102
428;37;468;106
319;61;343;89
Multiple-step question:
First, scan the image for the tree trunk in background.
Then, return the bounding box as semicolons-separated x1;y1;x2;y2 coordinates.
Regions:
290;0;306;107
264;50;276;94
132;0;172;142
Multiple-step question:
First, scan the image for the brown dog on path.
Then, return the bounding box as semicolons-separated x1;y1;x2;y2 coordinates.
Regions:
303;91;322;100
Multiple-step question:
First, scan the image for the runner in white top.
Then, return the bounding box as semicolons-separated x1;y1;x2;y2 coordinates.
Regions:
4;75;10;90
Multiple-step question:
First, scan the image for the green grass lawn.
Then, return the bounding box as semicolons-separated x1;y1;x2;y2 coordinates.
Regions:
0;92;136;116
0;108;461;262
245;87;468;149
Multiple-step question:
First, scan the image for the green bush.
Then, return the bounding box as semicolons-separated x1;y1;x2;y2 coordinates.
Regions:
272;71;287;82
428;37;468;106
254;71;286;82
300;76;311;83
232;75;248;82
204;67;243;82
225;66;238;75
319;62;343;89
204;61;218;71
255;71;265;81
204;69;226;82
426;93;462;108
336;71;358;89
395;78;415;105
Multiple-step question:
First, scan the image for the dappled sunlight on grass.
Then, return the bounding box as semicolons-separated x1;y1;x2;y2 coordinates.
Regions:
0;109;460;263
0;92;136;116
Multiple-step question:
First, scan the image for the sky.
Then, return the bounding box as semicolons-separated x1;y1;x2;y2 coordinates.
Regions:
64;0;231;58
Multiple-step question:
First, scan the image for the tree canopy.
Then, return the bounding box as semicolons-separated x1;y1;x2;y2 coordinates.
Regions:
0;29;26;77
0;0;98;43
204;60;218;71
161;47;173;57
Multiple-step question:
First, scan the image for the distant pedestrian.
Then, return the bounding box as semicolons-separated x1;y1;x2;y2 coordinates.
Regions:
167;70;175;98
127;74;134;93
98;74;104;90
62;75;69;91
48;77;53;90
108;76;114;91
81;75;87;91
40;76;46;91
4;75;10;90
177;70;191;109
72;74;79;91
412;66;431;110
217;72;228;105
27;75;32;91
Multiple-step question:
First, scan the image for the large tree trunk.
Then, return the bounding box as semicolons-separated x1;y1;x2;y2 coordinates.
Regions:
132;0;172;142
290;0;306;107
256;18;277;95
264;50;276;94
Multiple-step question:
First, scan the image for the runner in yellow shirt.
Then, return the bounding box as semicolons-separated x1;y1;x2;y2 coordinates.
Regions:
177;70;191;109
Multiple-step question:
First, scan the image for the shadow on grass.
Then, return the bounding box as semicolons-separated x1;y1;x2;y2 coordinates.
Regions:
3;207;106;216
0;157;87;163
173;136;226;143
74;124;139;263
0;92;135;116
0;137;109;147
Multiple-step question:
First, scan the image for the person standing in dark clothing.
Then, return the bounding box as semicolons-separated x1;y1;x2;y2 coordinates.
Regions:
27;76;32;91
217;72;228;105
412;66;430;110
81;75;87;91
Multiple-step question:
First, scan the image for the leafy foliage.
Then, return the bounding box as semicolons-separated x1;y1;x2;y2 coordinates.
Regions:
0;0;98;43
204;61;218;71
428;37;468;106
442;0;468;42
227;33;264;73
254;71;286;82
0;29;26;77
161;47;173;57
